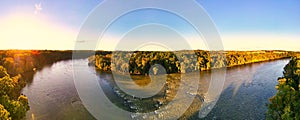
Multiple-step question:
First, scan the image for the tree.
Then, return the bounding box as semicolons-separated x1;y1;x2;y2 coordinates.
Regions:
0;104;11;120
0;65;29;120
267;57;300;119
7;99;29;120
0;76;14;96
0;66;9;78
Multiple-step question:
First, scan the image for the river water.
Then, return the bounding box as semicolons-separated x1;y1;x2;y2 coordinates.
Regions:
21;58;290;120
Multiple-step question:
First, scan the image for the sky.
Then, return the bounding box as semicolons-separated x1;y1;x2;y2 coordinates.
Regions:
0;0;299;51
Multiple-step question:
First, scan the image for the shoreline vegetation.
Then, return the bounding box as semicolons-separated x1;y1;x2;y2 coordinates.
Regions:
0;50;87;120
88;50;295;75
0;50;299;119
267;57;300;119
87;50;298;119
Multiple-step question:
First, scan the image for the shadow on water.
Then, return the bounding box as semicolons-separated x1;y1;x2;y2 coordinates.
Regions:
188;59;290;120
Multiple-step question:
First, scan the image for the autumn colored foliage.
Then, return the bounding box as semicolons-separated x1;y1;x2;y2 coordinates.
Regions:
89;50;292;75
0;50;74;119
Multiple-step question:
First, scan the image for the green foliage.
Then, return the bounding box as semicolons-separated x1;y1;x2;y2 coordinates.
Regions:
267;57;300;119
0;66;15;97
0;50;83;120
0;76;14;96
0;65;29;120
0;95;30;120
0;66;9;78
6;98;29;120
0;104;11;120
89;50;291;75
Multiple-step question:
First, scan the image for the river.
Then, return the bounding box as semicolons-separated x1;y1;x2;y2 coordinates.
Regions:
21;58;290;120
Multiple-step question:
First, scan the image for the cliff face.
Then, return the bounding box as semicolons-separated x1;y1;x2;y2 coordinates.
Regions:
89;50;292;75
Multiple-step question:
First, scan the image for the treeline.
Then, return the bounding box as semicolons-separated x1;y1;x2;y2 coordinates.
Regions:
88;50;292;75
267;57;300;119
0;50;84;76
0;50;80;120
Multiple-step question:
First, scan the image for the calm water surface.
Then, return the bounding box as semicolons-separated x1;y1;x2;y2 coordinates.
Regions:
21;59;290;120
201;59;289;120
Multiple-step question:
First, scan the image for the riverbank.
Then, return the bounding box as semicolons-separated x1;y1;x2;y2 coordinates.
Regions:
11;53;290;119
88;50;294;75
95;59;290;119
0;50;91;119
22;59;96;120
0;50;296;119
267;57;300;119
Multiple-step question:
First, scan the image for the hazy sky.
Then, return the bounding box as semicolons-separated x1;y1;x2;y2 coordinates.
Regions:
0;0;299;50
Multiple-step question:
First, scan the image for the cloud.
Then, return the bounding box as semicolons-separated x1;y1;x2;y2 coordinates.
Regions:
34;3;42;14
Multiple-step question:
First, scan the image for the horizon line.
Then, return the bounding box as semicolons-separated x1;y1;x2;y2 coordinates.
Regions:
0;49;298;52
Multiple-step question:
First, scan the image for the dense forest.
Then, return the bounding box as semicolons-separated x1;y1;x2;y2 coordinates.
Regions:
88;50;293;75
0;50;77;120
267;57;300;119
